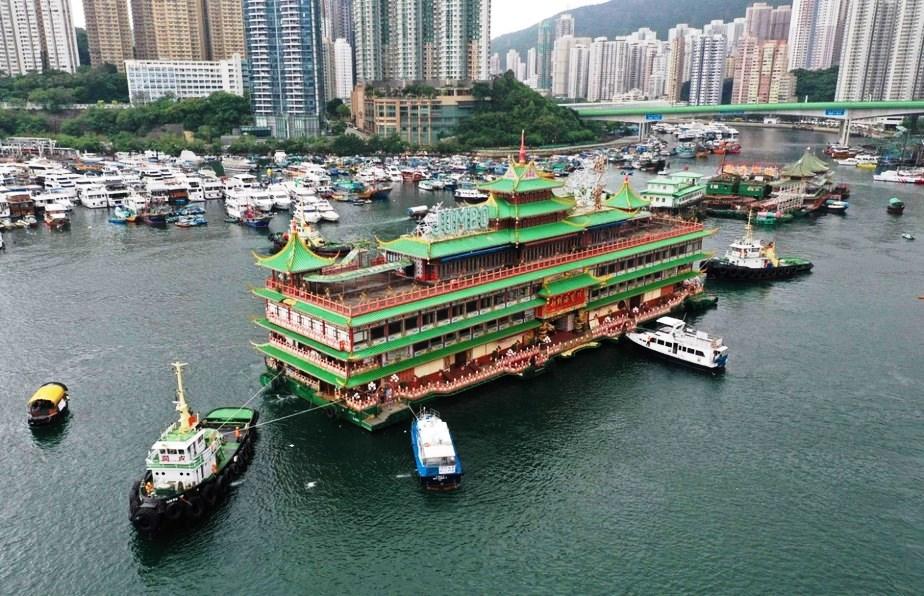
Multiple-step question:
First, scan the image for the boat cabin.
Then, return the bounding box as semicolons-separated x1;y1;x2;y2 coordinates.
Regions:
146;425;220;495
27;382;69;425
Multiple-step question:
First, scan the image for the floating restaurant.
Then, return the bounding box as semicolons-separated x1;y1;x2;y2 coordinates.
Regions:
252;144;713;430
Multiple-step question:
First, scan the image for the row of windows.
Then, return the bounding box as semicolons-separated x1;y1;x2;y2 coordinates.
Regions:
595;241;697;277
652;337;705;357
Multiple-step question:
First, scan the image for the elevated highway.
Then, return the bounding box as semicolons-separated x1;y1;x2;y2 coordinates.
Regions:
567;101;924;145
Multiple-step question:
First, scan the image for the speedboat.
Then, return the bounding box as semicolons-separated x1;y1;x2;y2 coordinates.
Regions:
27;382;70;426
411;409;463;491
129;363;257;536
625;317;728;372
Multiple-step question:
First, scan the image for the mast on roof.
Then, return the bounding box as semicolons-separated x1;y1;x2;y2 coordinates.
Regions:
518;130;527;165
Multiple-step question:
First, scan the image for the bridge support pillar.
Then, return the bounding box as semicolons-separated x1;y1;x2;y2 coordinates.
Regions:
839;119;851;146
638;121;647;141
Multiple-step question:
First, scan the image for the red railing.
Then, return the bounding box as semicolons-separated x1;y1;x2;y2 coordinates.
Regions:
266;217;704;319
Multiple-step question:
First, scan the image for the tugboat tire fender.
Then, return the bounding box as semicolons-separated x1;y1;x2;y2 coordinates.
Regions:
202;482;219;506
129;481;141;513
132;509;161;534
165;501;183;521
218;470;231;491
185;496;205;520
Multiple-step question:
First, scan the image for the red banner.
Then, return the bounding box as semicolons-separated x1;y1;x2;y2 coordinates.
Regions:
537;288;587;319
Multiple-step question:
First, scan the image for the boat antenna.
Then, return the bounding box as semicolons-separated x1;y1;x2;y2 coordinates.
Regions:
171;361;195;431
745;209;754;242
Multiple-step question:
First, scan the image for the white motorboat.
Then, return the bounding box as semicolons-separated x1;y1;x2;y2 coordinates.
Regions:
625;316;728;371
248;188;275;212
315;199;339;222
78;183;109;208
454;186;488;202
267;184;292;210
873;169;924;184
292;201;322;224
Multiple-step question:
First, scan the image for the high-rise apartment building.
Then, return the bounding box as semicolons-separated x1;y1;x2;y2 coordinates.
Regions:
505;49;519;74
587;37;621;102
0;0;78;75
36;0;79;72
665;24;699;103
689;33;726;105
555;14;574;39
732;38;795;103
433;0;490;81
536;19;554;90
389;0;423;80
83;0;133;71
131;0;209;60
745;2;791;41
550;34;576;96
206;0;247;60
567;42;590;99
321;0;353;45
333;37;354;100
351;0;387;81
835;0;923;101
245;0;323;137
0;0;43;75
787;0;844;71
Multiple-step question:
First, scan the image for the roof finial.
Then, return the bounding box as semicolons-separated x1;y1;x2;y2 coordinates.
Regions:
518;130;527;165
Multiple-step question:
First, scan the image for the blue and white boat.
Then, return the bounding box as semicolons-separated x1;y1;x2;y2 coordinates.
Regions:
410;409;463;491
626;316;729;372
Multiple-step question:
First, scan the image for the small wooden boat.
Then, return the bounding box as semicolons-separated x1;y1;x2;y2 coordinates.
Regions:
28;382;70;426
887;198;904;215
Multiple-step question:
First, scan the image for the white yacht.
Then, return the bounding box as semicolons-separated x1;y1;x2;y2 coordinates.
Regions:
184;176;206;203
314;198;339;222
292;199;322;223
248;188;275;212
201;176;224;200
33;190;74;211
454;186;488;202
77;182;109;208
104;179;132;208
267;184;292;210
626;317;729;371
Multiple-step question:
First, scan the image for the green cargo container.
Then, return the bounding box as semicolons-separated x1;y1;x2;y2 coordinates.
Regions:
739;182;770;198
707;180;738;195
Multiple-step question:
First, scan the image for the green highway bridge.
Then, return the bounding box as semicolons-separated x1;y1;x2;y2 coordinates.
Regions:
567;101;924;145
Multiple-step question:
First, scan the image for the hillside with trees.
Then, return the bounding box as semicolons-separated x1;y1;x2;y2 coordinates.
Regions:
792;67;839;102
0;65;128;107
492;0;789;57
452;72;604;149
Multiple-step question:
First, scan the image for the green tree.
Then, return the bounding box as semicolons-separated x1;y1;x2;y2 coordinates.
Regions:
792;67;839;102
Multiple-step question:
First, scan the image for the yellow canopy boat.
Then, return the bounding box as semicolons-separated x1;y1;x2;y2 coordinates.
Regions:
27;382;69;426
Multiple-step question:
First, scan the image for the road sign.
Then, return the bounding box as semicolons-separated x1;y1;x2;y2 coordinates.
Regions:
644;113;663;121
825;108;846;116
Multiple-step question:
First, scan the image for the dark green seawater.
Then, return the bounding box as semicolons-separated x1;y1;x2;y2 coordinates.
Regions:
2;129;923;594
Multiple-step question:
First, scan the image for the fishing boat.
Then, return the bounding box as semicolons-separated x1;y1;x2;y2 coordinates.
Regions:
43;203;70;230
175;215;207;227
825;198;849;214
240;208;272;229
129;363;258;536
625;317;728;372
902;233;915;240
109;206;136;224
27;382;70;426
410;409;463;491
887;197;905;215
700;214;813;281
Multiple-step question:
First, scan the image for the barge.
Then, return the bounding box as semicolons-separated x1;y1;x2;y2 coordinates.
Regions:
253;142;713;431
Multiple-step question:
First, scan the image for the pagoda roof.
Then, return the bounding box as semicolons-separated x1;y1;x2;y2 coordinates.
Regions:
479;158;563;195
486;195;575;219
782;148;830;178
255;234;335;273
606;177;650;211
569;208;636;228
538;272;602;297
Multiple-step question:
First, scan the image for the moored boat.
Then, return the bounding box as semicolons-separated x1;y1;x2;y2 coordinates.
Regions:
887;197;904;215
129;363;258;536
825;198;849;214
27;382;70;426
700;214;813;281
411;409;463;491
625;316;728;372
43;204;70;230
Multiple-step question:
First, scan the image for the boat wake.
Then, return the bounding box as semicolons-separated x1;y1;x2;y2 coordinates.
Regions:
395;473;413;479
230;480;245;488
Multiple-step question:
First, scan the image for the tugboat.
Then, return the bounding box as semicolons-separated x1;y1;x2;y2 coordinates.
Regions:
410;409;463;491
129;363;258;536
27;382;70;426
700;213;813;281
625;317;729;372
887;197;905;215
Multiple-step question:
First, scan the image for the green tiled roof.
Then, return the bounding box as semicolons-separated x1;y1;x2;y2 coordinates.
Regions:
256;230;713;327
538;272;602;297
305;259;412;283
255;235;334;273
782;148;830;178
486;196;575;220
569;208;634;228
514;220;584;243
478;159;563;195
606;178;650;211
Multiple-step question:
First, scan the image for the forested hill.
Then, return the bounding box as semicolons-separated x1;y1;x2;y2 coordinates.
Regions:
491;0;789;57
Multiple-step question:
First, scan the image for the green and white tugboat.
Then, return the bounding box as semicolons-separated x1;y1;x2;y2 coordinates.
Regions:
129;362;258;536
